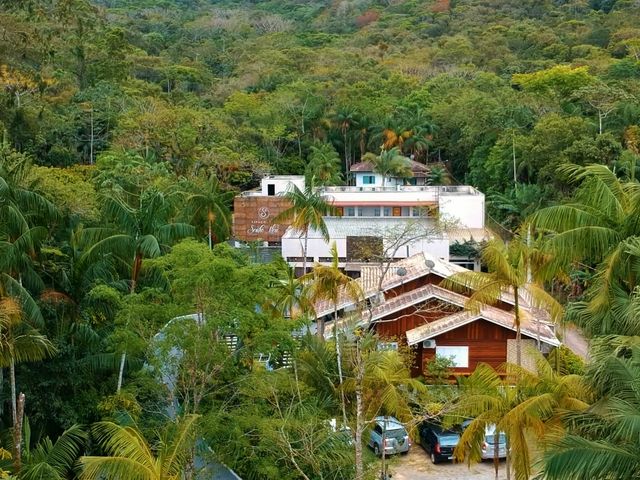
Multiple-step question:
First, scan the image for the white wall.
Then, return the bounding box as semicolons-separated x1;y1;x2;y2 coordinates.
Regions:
282;230;449;265
282;235;347;262
438;193;485;229
353;172;399;187
261;176;305;196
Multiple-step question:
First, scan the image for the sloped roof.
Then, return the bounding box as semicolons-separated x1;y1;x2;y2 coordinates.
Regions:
312;252;458;318
369;283;468;322
350;159;430;175
405;306;560;347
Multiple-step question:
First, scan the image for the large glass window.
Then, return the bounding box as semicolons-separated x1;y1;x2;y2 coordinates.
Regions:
345;207;356;216
362;175;375;185
435;346;469;368
374;207;381;217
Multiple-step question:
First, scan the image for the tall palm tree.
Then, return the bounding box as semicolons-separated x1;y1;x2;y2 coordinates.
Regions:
274;177;338;275
0;297;55;472
362;148;412;187
302;243;363;425
542;340;640;480
442;235;563;368
345;332;426;480
80;188;194;392
302;243;363;339
530;164;640;337
453;357;588;480
186;174;233;250
80;415;199;480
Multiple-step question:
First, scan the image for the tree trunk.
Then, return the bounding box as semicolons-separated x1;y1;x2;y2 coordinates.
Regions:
207;211;213;250
506;437;511;480
493;431;499;480
598;111;603;135
12;392;24;474
116;351;126;393
10;360;17;426
334;306;348;427
514;286;521;369
302;231;309;277
130;251;143;294
354;337;365;480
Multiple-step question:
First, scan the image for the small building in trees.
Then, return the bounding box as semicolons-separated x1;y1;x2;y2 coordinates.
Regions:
350;159;431;187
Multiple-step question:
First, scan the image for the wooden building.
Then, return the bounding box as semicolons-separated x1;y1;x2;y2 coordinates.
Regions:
312;253;560;377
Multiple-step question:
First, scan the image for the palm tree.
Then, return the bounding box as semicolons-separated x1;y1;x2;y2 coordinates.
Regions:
21;424;87;480
80;415;199;480
530;164;640;337
426;166;449;186
80;188;194;392
302;243;363;339
80;188;195;295
442;235;563;368
361;148;412;187
274;177;338;275
542;339;640;480
186;174;233;249
305;143;343;186
269;259;313;319
0;296;55;472
302;243;363;425
453;356;589;480
345;332;426;480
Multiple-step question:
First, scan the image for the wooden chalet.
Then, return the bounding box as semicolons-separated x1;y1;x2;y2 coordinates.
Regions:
312;253;560;377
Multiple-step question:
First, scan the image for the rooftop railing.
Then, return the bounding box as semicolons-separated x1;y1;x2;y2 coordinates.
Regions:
319;185;480;195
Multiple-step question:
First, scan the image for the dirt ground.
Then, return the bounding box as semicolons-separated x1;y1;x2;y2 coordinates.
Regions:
384;445;507;480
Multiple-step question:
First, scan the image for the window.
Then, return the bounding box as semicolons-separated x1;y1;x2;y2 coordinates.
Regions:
346;207;356;217
392;207;401;217
384;207;392;217
374;207;381;217
378;342;398;351
267;184;275;196
362;175;375;185
435;346;469;368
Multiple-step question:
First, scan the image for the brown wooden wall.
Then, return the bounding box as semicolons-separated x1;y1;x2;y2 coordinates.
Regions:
421;320;516;375
375;299;462;339
233;196;292;243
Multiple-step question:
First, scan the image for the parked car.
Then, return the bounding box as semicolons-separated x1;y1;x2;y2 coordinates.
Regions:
461;421;507;460
368;416;411;456
417;421;461;464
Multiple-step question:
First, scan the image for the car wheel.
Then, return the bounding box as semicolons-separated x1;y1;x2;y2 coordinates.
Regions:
430;452;439;464
374;443;381;456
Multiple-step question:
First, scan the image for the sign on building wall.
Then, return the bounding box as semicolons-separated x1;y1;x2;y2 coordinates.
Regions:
233;196;292;243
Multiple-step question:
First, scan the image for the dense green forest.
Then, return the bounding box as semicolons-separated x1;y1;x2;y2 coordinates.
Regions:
1;0;640;479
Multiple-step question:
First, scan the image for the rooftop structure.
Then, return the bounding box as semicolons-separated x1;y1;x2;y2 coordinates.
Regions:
232;176;304;245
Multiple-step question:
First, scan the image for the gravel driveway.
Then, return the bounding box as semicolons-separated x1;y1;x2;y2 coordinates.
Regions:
385;446;507;480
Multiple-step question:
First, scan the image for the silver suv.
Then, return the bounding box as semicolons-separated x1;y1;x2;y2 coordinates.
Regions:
368;416;411;456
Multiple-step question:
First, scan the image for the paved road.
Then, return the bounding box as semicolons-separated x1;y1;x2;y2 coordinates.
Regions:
386;446;507;480
562;324;589;361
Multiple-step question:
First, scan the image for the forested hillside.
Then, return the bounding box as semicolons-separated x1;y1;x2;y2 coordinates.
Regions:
3;0;640;221
2;1;640;479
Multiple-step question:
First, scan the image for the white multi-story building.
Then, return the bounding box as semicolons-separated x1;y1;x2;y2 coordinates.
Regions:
281;169;490;274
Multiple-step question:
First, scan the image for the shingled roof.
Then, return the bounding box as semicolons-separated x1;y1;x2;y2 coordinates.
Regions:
405;306;560;347
349;159;430;176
